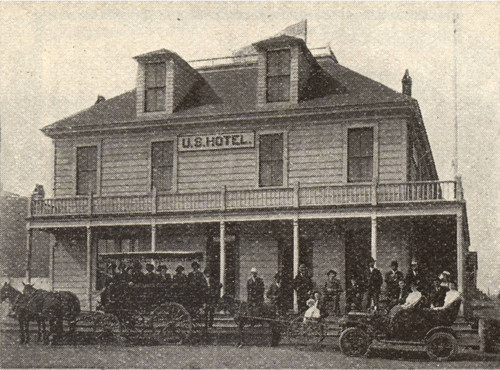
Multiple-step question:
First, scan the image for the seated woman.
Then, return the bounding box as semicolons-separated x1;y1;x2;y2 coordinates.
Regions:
303;292;322;323
388;282;424;339
423;282;461;326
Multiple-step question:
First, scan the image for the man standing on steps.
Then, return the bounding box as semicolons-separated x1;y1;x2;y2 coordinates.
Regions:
247;267;265;309
365;257;383;310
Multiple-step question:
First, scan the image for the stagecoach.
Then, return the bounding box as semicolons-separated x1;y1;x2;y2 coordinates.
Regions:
338;298;462;361
76;251;209;344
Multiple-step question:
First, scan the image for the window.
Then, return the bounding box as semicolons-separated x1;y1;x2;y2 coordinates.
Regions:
266;50;290;102
76;146;97;195
259;133;283;187
348;127;373;182
145;62;166;112
151;141;174;191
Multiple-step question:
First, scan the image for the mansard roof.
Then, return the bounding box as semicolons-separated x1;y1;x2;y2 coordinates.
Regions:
42;55;414;136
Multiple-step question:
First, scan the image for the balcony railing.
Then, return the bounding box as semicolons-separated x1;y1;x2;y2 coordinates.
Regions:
29;180;460;218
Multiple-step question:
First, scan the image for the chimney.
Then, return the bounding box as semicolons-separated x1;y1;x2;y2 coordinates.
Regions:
402;69;412;97
95;95;106;104
31;184;45;201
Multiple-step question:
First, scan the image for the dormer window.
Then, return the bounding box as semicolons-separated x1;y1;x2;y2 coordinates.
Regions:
145;62;166;112
266;49;291;102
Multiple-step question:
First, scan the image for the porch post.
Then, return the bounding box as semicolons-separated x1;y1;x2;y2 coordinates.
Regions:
371;215;377;261
86;226;92;311
220;221;226;297
151;224;157;252
25;226;32;283
293;218;299;312
457;212;464;293
49;238;55;291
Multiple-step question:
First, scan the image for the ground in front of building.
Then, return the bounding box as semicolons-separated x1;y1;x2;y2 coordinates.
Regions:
1;330;499;369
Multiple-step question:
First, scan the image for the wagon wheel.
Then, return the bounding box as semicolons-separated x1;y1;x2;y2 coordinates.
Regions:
426;332;457;361
151;302;192;345
286;316;325;344
93;312;125;345
339;327;371;357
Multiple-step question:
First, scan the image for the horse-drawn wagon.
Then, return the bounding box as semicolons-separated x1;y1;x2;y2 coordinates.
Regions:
1;251;212;345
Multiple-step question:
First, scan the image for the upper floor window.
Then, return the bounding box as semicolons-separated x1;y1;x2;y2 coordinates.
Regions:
348;127;373;182
76;146;97;195
259;133;283;187
151;141;174;191
145;62;166;112
266;50;290;102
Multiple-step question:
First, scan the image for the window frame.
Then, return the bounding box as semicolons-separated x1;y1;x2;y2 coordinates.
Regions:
343;123;378;184
144;62;167;112
266;48;291;103
256;131;288;188
74;142;101;196
149;138;178;193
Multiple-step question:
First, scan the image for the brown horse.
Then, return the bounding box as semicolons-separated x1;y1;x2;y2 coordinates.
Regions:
219;295;282;347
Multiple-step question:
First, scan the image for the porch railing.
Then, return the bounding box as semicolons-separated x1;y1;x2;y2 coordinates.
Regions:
30;180;460;218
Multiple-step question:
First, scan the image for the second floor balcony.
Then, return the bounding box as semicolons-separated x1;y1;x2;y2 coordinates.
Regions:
29;180;463;219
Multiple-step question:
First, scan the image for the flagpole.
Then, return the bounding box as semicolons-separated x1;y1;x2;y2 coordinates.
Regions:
453;13;459;178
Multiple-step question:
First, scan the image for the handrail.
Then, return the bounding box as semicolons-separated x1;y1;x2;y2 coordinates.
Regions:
30;181;459;218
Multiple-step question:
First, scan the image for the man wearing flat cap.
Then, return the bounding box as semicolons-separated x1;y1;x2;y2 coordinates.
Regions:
365;257;383;310
188;261;208;311
247;267;265;308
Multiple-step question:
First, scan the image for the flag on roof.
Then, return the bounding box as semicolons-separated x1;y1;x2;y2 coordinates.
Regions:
233;19;307;56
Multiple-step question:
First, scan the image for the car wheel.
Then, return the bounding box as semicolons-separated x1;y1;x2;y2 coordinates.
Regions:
339;327;371;357
426;332;457;361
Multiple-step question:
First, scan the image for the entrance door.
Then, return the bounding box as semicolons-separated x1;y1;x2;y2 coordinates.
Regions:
345;228;371;287
206;231;238;298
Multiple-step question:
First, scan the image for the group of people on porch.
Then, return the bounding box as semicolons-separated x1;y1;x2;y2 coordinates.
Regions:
246;258;460;319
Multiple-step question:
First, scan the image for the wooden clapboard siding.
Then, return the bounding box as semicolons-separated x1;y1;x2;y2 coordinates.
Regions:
239;228;278;302
378;119;407;182
177;149;255;191
289;124;343;185
101;136;149;195
54;140;75;197
53;236;87;308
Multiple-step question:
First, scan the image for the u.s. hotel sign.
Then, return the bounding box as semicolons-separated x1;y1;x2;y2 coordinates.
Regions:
178;132;255;152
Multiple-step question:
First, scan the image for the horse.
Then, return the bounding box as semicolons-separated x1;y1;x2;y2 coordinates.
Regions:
219;295;282;347
1;282;47;344
22;284;81;343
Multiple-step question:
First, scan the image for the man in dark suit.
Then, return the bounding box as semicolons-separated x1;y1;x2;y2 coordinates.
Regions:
247;267;265;308
187;261;208;311
293;264;313;313
405;260;423;294
385;260;404;302
365;257;383;310
267;272;285;315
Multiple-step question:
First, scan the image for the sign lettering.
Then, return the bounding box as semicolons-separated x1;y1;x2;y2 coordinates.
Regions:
178;132;254;152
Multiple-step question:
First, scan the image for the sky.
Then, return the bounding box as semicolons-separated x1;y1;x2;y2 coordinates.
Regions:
0;1;498;294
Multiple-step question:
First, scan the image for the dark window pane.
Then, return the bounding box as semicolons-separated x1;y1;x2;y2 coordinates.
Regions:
267;76;290;102
267;50;291;75
347;128;373;182
145;63;166;88
151;141;174;191
259;162;272;187
259;133;283;187
77;146;97;195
